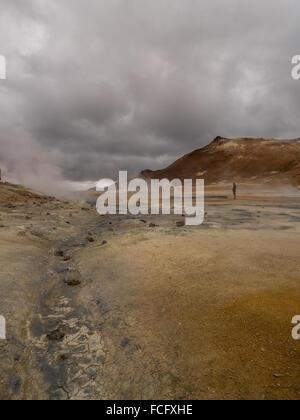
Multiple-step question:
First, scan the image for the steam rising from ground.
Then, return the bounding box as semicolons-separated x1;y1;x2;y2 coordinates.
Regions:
0;130;71;196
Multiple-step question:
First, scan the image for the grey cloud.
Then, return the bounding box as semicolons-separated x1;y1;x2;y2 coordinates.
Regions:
1;0;300;190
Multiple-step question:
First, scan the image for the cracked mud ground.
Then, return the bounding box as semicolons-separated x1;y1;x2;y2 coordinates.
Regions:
0;188;300;400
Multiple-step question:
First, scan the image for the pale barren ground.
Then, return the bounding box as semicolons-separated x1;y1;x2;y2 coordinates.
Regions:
0;183;300;400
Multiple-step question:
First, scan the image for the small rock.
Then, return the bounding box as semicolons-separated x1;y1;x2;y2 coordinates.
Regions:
46;329;65;341
54;250;64;257
88;236;95;243
64;277;81;287
121;338;130;348
63;256;71;262
149;223;157;228
63;271;82;286
58;353;69;362
176;221;185;227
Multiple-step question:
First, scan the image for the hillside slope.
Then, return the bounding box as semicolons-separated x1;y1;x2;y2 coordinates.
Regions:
141;137;300;186
0;182;50;204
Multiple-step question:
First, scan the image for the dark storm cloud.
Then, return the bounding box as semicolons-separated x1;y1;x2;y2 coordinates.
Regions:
1;0;300;189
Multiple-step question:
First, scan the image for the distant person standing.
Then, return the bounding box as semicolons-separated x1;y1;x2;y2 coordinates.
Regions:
233;182;237;200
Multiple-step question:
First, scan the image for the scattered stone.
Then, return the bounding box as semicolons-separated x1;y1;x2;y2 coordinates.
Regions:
140;220;147;223
149;223;157;228
64;277;81;287
63;272;82;286
273;373;283;378
46;329;65;341
54;250;64;257
176;221;185;227
58;354;69;362
121;338;130;348
88;236;95;243
101;240;107;246
63;256;71;262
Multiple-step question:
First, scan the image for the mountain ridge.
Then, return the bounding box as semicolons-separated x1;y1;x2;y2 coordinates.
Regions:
141;137;300;186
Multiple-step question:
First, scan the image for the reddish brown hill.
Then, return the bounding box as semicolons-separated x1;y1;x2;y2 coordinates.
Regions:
141;137;300;186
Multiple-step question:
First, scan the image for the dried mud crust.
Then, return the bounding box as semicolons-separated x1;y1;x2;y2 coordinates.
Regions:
0;186;300;399
76;229;300;400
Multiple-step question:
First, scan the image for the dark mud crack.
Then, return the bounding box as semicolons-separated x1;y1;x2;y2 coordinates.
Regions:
21;223;109;400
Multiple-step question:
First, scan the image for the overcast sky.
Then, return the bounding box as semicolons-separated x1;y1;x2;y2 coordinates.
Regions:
0;0;300;191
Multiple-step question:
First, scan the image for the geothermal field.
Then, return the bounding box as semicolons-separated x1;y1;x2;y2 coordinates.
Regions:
0;172;299;400
3;0;300;403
